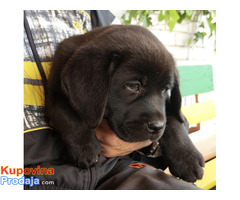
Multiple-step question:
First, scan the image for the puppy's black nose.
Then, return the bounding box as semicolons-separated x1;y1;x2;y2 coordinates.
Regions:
147;121;165;134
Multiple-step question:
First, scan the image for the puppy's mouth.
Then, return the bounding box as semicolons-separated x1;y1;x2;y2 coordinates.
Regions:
114;121;165;143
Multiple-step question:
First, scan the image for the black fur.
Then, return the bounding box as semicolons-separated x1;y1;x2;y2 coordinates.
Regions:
46;25;204;182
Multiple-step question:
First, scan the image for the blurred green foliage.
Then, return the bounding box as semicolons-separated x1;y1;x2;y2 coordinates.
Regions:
122;10;216;45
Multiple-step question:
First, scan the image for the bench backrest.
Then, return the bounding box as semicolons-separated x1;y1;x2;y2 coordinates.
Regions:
177;65;214;96
177;65;216;129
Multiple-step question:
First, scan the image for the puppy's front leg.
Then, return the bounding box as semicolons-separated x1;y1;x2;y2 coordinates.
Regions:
63;128;101;168
48;100;101;169
159;115;205;183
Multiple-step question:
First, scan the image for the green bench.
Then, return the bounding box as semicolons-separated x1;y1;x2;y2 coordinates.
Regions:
166;65;216;190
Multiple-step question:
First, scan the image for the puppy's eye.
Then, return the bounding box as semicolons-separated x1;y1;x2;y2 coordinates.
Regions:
126;82;141;92
161;87;171;97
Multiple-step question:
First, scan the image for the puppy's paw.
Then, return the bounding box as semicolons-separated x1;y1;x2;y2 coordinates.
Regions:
169;150;205;183
69;141;101;169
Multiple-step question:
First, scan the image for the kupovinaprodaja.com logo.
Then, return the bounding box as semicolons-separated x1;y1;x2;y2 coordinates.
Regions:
1;176;40;187
0;166;54;187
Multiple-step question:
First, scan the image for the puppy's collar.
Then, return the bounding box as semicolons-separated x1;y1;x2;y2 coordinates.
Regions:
137;141;161;158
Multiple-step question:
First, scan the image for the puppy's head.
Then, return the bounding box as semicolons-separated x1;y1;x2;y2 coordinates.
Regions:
59;25;184;142
104;42;184;142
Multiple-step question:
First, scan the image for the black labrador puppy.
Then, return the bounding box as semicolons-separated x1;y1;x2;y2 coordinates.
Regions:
46;25;204;183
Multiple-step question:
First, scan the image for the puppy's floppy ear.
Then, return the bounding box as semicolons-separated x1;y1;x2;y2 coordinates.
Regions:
61;44;121;128
168;69;185;123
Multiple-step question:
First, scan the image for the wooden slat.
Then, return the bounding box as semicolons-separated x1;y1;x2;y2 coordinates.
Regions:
189;130;216;161
177;65;214;96
181;100;216;125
